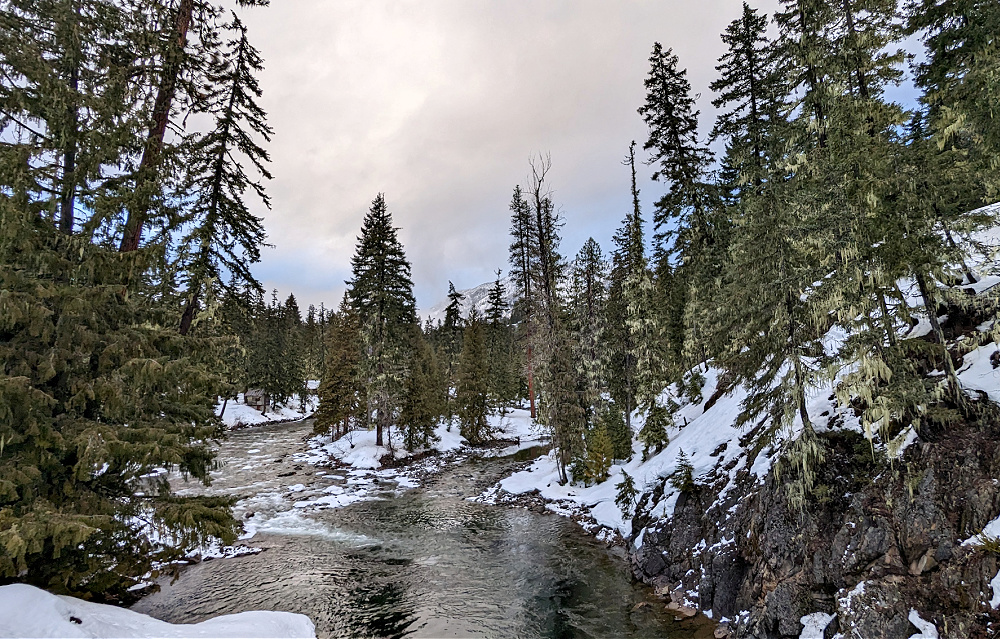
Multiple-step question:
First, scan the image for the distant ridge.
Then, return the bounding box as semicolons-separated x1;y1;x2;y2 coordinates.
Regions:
423;276;518;324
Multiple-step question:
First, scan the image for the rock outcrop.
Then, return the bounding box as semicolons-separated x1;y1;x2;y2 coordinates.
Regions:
627;411;1000;638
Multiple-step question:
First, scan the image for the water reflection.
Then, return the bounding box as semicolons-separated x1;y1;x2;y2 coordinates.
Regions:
132;420;708;639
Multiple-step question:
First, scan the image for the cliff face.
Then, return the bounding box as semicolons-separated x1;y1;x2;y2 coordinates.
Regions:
627;407;1000;638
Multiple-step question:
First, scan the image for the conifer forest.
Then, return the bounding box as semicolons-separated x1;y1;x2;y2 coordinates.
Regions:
1;0;1000;637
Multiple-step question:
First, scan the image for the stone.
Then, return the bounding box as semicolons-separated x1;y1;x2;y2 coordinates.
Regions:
713;621;731;638
665;601;697;618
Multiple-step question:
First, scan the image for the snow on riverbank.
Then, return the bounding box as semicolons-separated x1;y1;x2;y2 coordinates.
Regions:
217;383;319;429
0;584;315;638
300;408;545;470
478;367;856;544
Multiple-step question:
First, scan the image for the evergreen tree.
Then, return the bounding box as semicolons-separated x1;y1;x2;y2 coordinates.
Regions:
0;192;239;601
314;297;364;439
177;15;270;336
709;2;783;195
347;193;417;447
638;402;670;460
485;271;520;415
599;403;632;462
399;328;442;451
118;0;268;253
615;471;638;519
638;43;713;258
441;281;465;425
569;238;608;420
507;184;538;417
456;311;492;444
582;421;613;485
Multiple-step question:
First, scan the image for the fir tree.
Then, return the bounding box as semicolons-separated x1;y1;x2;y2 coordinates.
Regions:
485;271;520;415
569;238;608;420
441;281;465;425
638;44;713;258
599;403;632;462
709;2;783;194
507;184;538;417
0;193;239;600
177;15;271;336
615;471;638;519
638;402;670;461
456;311;491;445
347;193;417;447
399;329;442;451
582;422;613;485
314;297;364;439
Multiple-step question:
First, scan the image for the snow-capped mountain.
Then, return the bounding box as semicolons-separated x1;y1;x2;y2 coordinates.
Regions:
423;276;518;325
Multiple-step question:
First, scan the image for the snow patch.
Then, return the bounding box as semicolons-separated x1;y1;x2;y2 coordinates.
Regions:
799;612;835;638
907;609;938;639
0;584;315;638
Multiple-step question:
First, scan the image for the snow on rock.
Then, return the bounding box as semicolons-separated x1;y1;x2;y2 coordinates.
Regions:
799;612;835;638
907;609;939;639
990;569;1000;609
961;511;1000;547
957;341;1000;404
0;584;315;638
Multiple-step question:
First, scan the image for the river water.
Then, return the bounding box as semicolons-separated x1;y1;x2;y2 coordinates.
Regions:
132;419;708;639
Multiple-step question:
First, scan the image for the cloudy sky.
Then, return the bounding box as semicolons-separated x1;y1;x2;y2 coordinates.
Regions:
236;0;786;313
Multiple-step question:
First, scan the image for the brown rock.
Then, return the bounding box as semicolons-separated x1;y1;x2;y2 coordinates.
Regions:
665;601;698;618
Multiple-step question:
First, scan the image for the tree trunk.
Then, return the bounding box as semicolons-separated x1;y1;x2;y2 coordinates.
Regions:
527;344;536;419
914;269;964;408
119;0;196;253
179;285;201;336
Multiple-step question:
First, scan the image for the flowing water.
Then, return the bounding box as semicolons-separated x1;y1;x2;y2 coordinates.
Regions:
132;419;709;639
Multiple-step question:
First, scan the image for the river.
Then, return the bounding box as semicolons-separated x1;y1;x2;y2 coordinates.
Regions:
131;419;709;639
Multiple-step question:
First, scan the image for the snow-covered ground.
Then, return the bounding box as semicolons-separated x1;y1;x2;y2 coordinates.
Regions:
300;408;544;470
225;409;546;541
217;382;319;429
0;584;315;638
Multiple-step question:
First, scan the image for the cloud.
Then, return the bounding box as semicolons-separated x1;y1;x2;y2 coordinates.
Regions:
237;0;781;311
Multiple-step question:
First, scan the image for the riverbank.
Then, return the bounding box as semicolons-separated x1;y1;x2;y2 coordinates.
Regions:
129;417;712;638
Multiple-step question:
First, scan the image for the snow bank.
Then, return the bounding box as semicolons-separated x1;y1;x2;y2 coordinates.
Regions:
0;584;315;638
907;609;939;639
217;387;319;429
799;612;835;638
302;408;544;471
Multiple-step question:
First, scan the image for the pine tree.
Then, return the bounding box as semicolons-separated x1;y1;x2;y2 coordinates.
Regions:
569;238;608;420
314;297;364;439
709;2;783;195
615;471;638;519
0;190;239;601
507;184;538;417
456;311;491;444
177;15;270;336
347;193;417;447
399;328;442;451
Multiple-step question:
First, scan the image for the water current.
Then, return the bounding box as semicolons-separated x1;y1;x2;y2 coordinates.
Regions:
131;419;708;639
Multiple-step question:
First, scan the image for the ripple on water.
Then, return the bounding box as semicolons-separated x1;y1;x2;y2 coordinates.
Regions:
134;420;712;639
